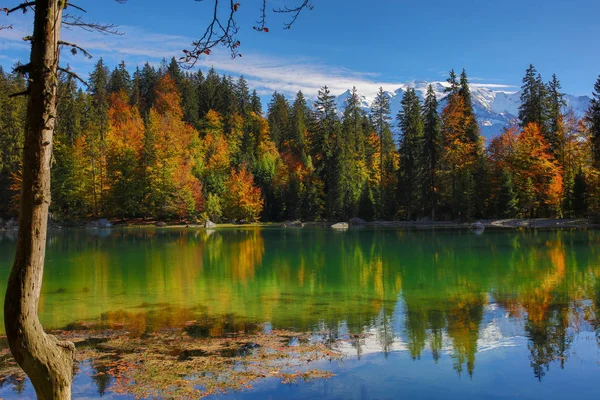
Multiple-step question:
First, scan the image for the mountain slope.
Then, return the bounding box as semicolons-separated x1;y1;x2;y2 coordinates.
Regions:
333;82;590;141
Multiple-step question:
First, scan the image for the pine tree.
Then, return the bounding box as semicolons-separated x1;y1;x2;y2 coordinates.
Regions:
267;92;290;150
290;91;310;161
343;87;367;158
546;73;566;155
572;168;587;217
0;67;27;217
88;58;111;211
397;88;424;220
167;57;184;87
108;61;131;95
52;74;85;216
459;69;480;146
250;90;262;115
219;75;239;116
371;87;394;215
137;62;159;117
497;170;518;218
422;84;441;220
328;120;355;219
198;67;220;117
236;75;251;116
313;85;337;180
445;69;459;97
519;64;549;131
588;75;600;166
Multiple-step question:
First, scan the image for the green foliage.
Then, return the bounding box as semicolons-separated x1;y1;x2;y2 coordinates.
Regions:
497;170;519;218
519;64;549;133
398;88;424;219
589;75;600;166
0;60;596;223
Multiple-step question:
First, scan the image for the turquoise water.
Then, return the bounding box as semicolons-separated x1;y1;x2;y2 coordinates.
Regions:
0;227;599;398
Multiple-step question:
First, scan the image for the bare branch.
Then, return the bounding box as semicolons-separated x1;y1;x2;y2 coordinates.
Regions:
59;40;92;59
8;88;30;98
58;67;88;87
0;23;13;30
181;0;241;66
253;0;267;32
64;3;87;13
183;0;313;66
273;0;313;30
62;13;123;35
3;1;35;15
13;62;30;75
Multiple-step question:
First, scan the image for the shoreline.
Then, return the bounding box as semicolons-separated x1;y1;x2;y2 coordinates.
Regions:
1;217;598;232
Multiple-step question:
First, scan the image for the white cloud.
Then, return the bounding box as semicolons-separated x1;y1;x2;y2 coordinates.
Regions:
0;17;516;99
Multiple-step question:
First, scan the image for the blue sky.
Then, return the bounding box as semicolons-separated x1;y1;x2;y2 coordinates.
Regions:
1;0;599;99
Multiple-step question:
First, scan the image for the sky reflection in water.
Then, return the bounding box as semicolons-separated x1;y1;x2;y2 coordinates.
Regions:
0;227;599;399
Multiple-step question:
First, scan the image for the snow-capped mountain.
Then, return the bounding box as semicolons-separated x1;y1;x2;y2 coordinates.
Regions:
333;81;591;141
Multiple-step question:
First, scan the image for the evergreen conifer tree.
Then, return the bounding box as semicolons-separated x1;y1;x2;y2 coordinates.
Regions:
397;88;424;220
587;75;600;166
422;84;441;220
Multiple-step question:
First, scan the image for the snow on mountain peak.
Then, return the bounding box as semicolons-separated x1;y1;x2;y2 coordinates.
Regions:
332;81;590;140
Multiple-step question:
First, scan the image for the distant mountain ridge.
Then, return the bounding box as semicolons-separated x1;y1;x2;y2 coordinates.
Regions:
330;81;591;140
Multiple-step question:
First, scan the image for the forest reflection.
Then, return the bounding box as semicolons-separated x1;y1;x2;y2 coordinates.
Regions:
1;227;600;386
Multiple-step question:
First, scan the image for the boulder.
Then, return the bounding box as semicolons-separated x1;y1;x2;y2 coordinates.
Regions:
156;221;167;227
5;219;18;230
470;221;485;232
331;222;349;229
97;219;112;228
205;220;217;228
281;220;304;228
86;219;112;229
349;217;366;226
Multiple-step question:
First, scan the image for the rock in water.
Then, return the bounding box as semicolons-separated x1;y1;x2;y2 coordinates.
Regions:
205;220;217;228
86;219;112;229
349;217;366;226
331;222;349;229
281;220;304;228
97;219;112;228
156;221;166;227
470;221;485;233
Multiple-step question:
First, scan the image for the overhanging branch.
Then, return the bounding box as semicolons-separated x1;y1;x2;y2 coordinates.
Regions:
3;1;35;15
58;67;88;87
58;40;92;58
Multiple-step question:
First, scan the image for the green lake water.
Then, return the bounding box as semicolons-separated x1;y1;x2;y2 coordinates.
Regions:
0;227;599;399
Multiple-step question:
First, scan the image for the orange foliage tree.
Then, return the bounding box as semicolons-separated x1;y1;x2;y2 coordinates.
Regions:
143;75;203;219
105;90;145;217
488;123;563;216
225;165;264;222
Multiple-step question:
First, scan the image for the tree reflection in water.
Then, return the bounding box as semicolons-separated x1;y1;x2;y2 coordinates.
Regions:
0;228;600;397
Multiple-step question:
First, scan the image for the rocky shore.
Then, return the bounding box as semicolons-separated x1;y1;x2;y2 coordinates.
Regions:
1;217;597;232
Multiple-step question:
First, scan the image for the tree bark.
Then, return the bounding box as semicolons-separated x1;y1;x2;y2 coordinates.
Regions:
4;1;74;399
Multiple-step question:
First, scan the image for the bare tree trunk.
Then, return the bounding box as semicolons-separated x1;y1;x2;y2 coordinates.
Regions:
4;1;74;399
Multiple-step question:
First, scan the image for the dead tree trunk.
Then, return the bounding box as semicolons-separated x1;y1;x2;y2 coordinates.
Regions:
3;1;74;399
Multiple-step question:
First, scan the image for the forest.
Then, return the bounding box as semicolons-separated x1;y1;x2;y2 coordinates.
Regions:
1;59;600;223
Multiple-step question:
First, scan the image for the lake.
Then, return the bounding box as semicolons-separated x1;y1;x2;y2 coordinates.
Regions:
0;227;599;399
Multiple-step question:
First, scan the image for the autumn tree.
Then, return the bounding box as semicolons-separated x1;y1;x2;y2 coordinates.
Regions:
105;91;145;217
440;93;477;219
1;1;314;397
225;166;264;221
143;75;203;218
